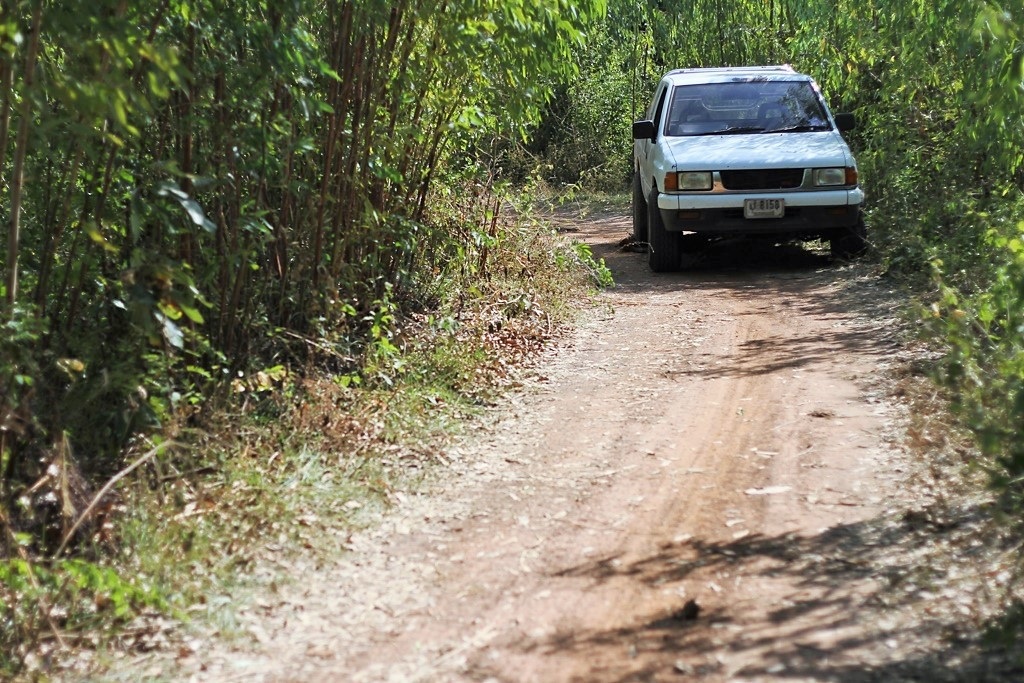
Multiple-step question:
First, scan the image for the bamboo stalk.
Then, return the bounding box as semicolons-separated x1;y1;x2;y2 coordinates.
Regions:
5;0;43;312
34;145;84;313
0;46;13;189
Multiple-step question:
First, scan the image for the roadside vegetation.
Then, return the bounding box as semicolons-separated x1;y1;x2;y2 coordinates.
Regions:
0;0;610;676
2;0;1024;677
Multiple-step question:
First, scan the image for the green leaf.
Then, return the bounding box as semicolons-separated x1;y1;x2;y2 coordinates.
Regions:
179;303;205;324
86;224;120;254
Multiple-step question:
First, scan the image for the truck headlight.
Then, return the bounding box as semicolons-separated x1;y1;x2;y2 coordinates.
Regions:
678;171;712;191
813;168;847;186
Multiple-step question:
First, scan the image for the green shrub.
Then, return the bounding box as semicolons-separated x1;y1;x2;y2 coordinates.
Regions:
930;208;1024;507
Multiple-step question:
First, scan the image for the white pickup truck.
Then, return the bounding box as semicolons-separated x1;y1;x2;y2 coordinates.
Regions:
632;65;866;272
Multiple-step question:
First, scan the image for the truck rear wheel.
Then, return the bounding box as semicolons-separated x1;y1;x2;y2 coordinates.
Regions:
830;216;868;259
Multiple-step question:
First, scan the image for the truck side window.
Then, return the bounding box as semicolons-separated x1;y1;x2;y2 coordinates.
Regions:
650;87;668;140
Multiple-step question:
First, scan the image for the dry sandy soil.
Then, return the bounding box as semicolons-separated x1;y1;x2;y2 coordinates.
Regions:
105;213;1023;682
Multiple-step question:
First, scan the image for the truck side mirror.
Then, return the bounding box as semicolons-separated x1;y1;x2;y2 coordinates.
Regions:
632;120;656;140
834;112;857;132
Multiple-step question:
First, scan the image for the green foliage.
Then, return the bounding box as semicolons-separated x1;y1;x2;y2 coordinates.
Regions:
929;210;1024;506
0;305;43;399
0;557;167;676
524;27;638;189
558;242;614;288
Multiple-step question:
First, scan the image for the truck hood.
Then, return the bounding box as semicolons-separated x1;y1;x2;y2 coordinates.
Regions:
664;131;853;170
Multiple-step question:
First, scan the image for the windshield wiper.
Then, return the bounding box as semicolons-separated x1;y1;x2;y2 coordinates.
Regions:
692;125;765;136
763;124;831;133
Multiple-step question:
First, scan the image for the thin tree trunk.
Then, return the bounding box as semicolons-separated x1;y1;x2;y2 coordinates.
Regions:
311;2;350;300
6;0;43;313
0;51;14;188
34;145;84;313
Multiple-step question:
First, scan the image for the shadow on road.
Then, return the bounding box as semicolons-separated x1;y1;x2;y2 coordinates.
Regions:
600;235;840;291
581;218;903;380
495;505;1023;682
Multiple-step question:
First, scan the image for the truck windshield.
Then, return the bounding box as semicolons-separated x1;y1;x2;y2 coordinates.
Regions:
664;81;830;137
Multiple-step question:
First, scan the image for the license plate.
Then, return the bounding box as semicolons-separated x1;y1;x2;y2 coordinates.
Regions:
744;198;785;219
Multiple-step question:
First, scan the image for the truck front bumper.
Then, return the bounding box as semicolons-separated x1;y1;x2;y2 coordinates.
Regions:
658;189;863;236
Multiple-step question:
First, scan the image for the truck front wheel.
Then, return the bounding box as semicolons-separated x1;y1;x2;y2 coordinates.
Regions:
647;188;681;272
632;171;648;244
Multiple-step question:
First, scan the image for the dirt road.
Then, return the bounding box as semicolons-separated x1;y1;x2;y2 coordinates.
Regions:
171;215;931;681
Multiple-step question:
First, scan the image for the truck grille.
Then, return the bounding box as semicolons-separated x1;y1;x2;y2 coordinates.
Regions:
720;169;804;190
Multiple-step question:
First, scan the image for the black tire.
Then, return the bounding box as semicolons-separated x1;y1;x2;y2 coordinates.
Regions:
830;216;868;259
632;170;648;243
647;188;681;272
